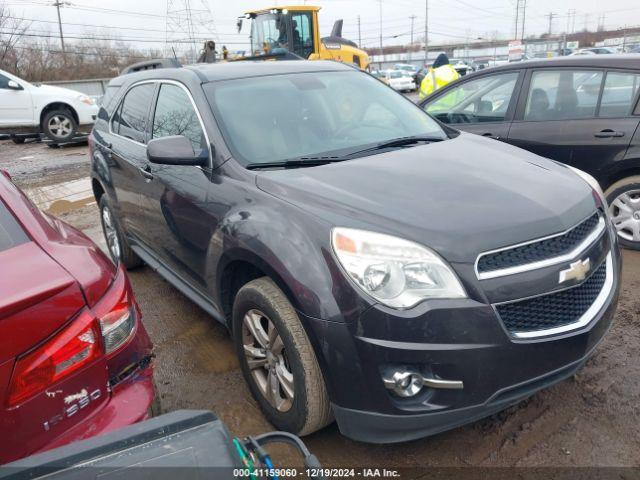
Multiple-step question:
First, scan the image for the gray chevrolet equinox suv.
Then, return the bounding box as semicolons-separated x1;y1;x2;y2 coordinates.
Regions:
89;60;621;442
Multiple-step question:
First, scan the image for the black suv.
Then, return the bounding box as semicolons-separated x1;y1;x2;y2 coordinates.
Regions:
420;55;640;250
90;60;620;443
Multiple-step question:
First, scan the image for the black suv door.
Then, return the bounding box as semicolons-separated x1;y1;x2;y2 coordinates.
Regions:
421;70;523;141
106;83;156;240
508;68;640;183
136;81;215;292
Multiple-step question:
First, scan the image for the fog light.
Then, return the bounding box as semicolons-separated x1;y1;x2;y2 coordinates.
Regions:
382;367;465;398
382;368;423;397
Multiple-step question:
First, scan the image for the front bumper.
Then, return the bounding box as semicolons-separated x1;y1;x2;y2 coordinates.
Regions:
332;350;590;443
302;248;621;443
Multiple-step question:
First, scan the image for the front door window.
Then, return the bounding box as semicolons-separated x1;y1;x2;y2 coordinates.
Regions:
425;72;519;124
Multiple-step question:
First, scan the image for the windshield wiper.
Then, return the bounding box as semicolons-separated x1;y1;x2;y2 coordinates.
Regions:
245;157;348;170
345;135;446;158
245;136;446;170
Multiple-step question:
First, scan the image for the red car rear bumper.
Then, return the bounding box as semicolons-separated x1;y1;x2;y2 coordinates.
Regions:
37;364;155;454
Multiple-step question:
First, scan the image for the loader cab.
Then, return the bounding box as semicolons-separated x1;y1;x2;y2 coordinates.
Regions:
245;7;319;60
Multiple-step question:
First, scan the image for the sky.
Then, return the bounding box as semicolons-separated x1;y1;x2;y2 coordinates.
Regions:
3;0;640;56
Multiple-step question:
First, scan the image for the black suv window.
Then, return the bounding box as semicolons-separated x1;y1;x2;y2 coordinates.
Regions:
425;72;519;124
114;83;155;143
599;71;640;118
524;70;603;121
0;199;29;252
152;83;206;152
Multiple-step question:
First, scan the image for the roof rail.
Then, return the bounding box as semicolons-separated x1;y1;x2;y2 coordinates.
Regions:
121;58;182;76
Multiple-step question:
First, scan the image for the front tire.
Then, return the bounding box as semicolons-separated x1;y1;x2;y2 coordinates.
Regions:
233;277;333;435
98;195;143;268
605;176;640;251
42;109;77;142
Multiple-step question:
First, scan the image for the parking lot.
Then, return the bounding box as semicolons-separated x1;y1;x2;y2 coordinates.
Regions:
2;136;639;468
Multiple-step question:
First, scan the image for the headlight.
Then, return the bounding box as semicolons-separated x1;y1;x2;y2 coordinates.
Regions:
77;94;95;106
331;228;466;309
568;165;607;208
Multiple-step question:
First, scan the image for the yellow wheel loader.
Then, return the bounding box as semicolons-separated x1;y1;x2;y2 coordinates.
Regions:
237;6;370;70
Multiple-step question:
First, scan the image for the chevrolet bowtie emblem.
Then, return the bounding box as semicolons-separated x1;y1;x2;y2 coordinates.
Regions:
559;258;591;284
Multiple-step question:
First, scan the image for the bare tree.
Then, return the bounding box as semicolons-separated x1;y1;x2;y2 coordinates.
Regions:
0;2;31;71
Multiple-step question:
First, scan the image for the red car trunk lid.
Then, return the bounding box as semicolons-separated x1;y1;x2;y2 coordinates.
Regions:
0;242;86;365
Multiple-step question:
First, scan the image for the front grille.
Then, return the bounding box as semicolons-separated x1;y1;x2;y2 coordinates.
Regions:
495;260;607;335
477;212;601;274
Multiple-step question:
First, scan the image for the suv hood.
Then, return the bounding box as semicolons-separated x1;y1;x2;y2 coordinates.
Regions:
256;133;597;264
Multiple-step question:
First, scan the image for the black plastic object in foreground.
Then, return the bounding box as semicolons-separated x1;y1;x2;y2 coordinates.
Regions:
1;410;240;479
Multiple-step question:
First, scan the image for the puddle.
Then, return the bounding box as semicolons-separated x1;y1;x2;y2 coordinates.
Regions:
23;177;94;215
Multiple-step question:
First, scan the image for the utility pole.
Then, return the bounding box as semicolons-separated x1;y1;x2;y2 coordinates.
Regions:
520;0;526;41
547;12;556;35
378;0;383;68
514;1;520;39
424;0;429;64
53;1;66;56
357;15;361;46
566;9;576;34
409;14;416;61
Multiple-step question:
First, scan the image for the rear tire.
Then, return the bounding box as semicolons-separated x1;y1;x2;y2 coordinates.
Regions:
42;108;77;142
233;277;333;436
11;138;25;144
98;195;143;268
605;176;640;251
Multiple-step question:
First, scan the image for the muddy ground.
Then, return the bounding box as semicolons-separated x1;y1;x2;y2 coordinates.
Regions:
1;138;638;468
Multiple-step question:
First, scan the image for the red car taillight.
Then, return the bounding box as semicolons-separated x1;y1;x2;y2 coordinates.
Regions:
7;268;137;407
94;268;138;356
7;313;102;407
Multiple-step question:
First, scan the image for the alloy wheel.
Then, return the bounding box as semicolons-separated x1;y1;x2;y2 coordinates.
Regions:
242;309;294;412
609;189;640;243
102;206;121;261
47;115;73;139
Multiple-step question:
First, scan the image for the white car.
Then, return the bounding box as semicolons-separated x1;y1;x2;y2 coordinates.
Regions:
0;68;98;143
383;70;416;92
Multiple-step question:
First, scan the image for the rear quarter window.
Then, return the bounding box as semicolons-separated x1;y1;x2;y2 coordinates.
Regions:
0;200;29;252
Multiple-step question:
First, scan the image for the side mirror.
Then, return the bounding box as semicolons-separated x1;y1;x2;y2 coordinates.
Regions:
7;80;22;90
147;135;208;166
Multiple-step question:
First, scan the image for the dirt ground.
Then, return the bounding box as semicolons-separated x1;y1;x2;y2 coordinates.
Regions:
1;138;639;468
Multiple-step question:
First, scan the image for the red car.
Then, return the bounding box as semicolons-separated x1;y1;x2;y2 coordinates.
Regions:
0;170;154;464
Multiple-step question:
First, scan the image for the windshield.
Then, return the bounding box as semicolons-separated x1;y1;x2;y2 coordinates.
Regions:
390;71;403;79
204;70;446;166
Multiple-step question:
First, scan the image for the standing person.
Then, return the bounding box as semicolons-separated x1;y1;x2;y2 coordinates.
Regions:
419;53;460;99
197;41;217;63
222;45;229;60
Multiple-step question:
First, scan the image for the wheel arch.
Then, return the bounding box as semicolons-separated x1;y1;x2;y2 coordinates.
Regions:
604;167;640;192
92;177;106;204
39;102;79;129
217;250;301;332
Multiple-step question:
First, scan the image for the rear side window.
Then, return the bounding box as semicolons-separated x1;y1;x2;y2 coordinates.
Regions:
113;83;155;143
0;200;29;252
152;83;206;152
524;70;603;121
599;72;640;118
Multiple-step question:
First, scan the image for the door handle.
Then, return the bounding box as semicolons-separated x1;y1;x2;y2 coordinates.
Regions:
595;129;625;138
481;132;501;140
139;165;154;181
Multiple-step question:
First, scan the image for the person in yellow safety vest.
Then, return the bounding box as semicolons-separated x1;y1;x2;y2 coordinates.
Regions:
419;53;460;100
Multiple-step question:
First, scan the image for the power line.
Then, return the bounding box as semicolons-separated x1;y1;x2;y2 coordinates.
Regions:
0;29;250;45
